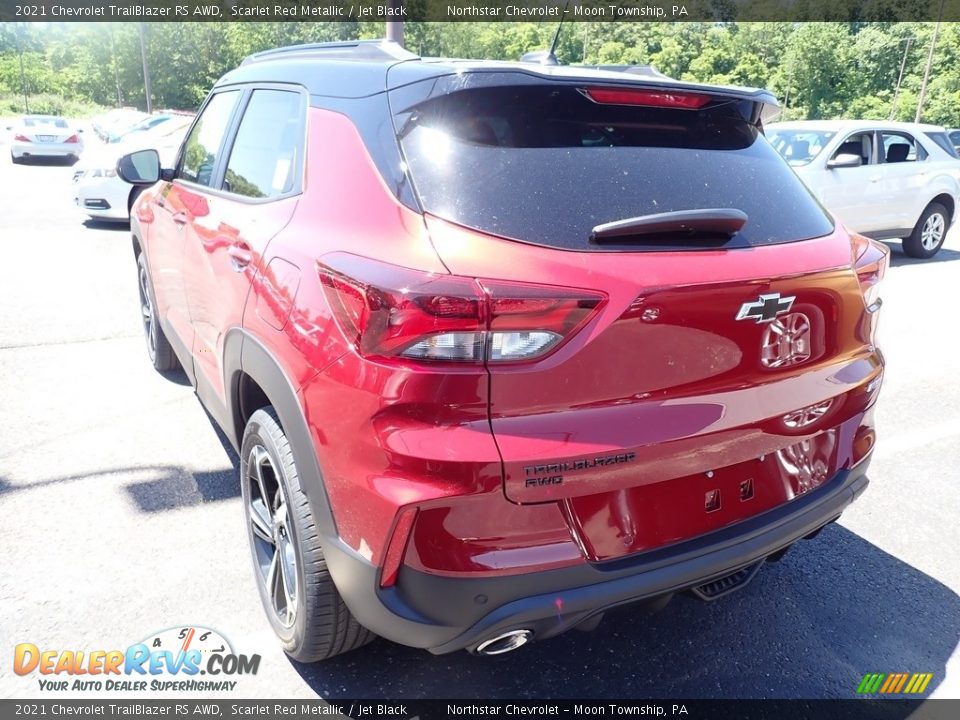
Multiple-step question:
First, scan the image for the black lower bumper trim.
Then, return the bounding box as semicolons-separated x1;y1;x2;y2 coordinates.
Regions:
322;459;869;654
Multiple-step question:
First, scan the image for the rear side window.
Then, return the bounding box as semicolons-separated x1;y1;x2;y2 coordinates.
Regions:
881;131;925;163
222;89;303;199
925;131;958;158
178;90;240;187
394;85;833;251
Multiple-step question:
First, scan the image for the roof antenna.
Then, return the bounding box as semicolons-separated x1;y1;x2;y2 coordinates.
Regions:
520;0;568;65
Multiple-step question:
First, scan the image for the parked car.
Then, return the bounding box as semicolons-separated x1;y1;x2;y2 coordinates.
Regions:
9;115;83;163
106;113;175;144
119;41;887;661
91;109;148;141
947;128;960;155
74;115;192;221
767;120;960;258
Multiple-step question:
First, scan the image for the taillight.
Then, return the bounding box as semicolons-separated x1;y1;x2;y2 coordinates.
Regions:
851;233;889;312
65;135;79;144
14;134;30;143
582;86;711;110
317;254;605;365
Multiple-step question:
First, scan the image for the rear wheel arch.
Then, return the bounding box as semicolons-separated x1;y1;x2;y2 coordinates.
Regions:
223;329;339;539
929;192;955;222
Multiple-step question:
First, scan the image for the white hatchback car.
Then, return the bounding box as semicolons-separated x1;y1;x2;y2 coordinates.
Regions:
767;120;960;258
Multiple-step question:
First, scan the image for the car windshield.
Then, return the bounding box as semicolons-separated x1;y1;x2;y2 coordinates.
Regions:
766;129;835;166
24;116;68;128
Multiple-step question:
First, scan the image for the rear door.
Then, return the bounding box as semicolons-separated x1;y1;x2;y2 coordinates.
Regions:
877;130;929;230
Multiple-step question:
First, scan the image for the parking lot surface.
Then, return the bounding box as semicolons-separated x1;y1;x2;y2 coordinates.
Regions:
1;134;958;701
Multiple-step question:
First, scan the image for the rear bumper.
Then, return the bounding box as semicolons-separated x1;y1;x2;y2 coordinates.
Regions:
12;142;80;158
322;457;870;654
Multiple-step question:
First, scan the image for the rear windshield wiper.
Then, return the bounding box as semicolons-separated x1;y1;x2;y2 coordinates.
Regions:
590;208;748;244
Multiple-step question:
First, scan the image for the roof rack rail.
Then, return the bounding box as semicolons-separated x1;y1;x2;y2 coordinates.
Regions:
242;39;418;66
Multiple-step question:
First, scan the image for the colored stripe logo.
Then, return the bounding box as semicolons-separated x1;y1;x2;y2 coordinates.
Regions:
857;672;933;694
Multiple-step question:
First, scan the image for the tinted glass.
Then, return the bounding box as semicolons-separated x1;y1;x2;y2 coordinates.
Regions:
178;91;240;187
925;131;958;158
222;90;302;199
767;129;835;166
396;86;833;251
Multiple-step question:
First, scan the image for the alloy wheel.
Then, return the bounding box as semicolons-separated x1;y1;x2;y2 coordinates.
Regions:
246;444;298;628
921;212;945;251
138;265;156;358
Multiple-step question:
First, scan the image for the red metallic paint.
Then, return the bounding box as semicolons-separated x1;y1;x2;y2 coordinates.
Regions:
142;102;886;581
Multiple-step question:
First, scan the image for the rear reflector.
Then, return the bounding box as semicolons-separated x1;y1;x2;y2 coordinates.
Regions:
317;254;605;365
380;507;418;588
582;87;711;110
851;233;889;312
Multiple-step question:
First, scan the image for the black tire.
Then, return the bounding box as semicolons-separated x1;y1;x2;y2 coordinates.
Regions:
10;152;21;165
903;202;949;259
136;251;178;371
240;407;375;662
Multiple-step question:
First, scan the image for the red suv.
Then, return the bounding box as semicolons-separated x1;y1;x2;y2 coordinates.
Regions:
118;41;888;661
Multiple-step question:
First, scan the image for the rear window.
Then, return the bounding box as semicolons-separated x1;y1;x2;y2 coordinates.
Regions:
394;85;833;251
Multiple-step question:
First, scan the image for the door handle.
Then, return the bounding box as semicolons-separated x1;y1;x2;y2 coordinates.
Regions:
868;176;882;183
226;243;253;272
172;212;188;227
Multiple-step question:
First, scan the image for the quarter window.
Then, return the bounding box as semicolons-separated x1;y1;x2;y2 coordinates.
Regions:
178;91;241;187
222;90;303;199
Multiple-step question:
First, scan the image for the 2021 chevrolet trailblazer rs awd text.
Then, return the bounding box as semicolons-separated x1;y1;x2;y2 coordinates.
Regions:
117;40;888;661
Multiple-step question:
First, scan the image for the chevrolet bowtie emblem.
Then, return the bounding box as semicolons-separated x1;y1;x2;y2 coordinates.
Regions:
736;293;796;323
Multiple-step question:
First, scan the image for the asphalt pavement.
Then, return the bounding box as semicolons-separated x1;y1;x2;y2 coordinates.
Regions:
0;131;958;703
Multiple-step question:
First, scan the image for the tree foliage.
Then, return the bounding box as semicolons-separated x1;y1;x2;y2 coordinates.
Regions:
1;21;959;125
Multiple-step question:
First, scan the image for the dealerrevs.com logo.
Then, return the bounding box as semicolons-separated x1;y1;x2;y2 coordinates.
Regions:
13;626;260;692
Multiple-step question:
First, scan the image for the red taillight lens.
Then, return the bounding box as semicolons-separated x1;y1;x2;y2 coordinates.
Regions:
380;506;418;588
582;86;711;109
317;254;605;364
14;134;30;143
317;256;485;361
851;233;889;312
65;134;79;144
483;281;604;362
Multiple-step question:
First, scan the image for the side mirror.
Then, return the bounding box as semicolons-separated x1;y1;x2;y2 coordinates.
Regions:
827;153;863;169
117;149;161;185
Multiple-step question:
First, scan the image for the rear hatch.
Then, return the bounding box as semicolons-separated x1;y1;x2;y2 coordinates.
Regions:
389;69;883;560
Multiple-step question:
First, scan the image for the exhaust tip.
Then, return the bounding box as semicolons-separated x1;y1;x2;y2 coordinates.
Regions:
475;629;533;656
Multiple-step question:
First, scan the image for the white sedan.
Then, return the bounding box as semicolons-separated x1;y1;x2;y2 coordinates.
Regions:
767;120;960;258
73;115;192;221
9;115;84;163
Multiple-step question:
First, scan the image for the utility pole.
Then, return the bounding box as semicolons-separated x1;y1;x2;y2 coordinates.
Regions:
109;27;123;107
890;37;913;121
138;22;153;113
916;3;944;123
385;0;404;47
16;23;29;114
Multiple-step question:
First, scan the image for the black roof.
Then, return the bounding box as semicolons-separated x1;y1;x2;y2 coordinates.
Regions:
217;39;778;115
